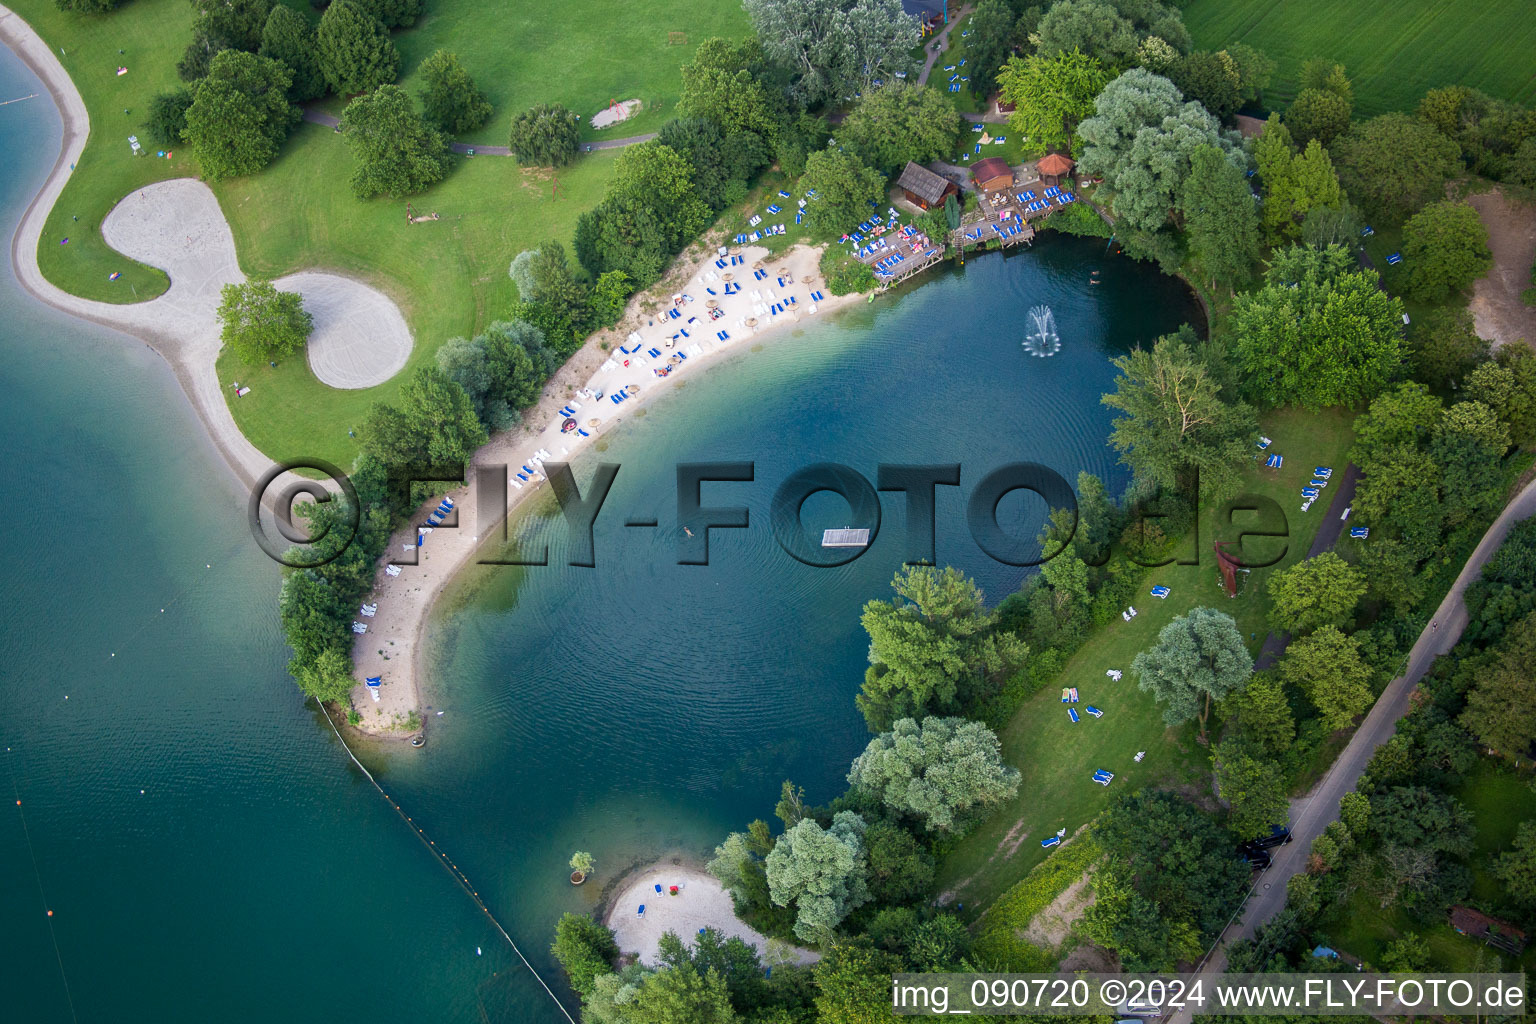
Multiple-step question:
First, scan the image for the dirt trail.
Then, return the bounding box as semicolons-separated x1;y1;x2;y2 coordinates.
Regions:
1466;188;1536;348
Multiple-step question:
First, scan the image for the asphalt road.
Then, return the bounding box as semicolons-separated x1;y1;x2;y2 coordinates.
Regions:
1169;473;1536;1023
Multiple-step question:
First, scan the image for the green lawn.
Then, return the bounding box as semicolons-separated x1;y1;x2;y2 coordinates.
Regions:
1183;0;1536;116
390;0;750;146
13;0;734;466
1453;758;1536;910
937;406;1358;915
1319;887;1509;972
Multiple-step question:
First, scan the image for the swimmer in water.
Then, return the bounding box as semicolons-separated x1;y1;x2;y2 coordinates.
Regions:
684;527;694;537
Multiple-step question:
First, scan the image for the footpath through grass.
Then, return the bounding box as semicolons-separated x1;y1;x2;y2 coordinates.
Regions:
937;406;1357;915
1183;0;1536;116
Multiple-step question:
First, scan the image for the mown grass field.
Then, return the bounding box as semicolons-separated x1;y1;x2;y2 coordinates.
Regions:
12;0;737;465
936;406;1358;915
1183;0;1536;116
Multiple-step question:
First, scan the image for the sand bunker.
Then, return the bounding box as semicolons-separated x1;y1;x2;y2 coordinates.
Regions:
283;272;412;388
591;99;642;129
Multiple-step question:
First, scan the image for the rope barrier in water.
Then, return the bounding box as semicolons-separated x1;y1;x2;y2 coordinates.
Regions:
8;772;81;1024
312;700;578;1024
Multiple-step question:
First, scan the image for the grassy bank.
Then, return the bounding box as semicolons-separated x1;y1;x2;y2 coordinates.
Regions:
935;406;1357;915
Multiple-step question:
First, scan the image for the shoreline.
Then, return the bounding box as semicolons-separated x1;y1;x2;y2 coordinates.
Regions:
361;239;864;738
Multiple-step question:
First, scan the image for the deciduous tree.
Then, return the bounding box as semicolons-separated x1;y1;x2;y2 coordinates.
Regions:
216;280;311;363
846;716;1020;832
181;49;298;180
342;84;450;198
764;812;870;941
1131;606;1253;740
799;146;888;238
856;566;1027;731
418;50;491;134
1400;200;1493;302
838;82;963;175
743;0;918;106
1229;244;1405;408
1333;113;1463;223
1279;625;1374;731
1179;143;1259;290
1211;744;1288;838
1101;326;1257;501
1406;306;1489;389
1265;552;1366;634
551;913;618;996
999;47;1109;154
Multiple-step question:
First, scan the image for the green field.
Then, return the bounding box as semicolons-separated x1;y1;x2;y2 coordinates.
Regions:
936;406;1358;915
13;0;740;465
1183;0;1536;116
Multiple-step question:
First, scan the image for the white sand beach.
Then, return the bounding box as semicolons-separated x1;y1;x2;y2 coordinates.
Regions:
350;240;864;735
603;865;819;967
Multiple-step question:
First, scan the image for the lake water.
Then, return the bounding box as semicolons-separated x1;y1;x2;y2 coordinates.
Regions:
1;42;1197;1024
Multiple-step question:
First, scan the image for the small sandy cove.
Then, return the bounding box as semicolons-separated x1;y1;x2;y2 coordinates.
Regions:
350;241;862;735
604;865;819;967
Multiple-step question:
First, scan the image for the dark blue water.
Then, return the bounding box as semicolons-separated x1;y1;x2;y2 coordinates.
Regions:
2;39;1198;1023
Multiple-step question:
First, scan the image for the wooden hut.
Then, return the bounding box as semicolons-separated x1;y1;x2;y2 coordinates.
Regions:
1450;906;1527;954
971;157;1014;192
896;161;959;210
1036;152;1075;187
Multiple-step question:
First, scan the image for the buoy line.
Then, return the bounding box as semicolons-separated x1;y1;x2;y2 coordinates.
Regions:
312;699;577;1024
8;773;81;1024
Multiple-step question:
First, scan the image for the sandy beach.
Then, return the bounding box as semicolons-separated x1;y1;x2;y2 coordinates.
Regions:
351;240;863;735
603;864;819;967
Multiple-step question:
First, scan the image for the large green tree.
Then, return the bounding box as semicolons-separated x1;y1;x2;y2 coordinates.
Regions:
1035;0;1190;67
551;913;618;996
856;565;1027;731
1076;68;1243;231
181;49;299;181
1399;200;1493;302
359;365;487;466
1466;346;1536;448
1434;399;1511;526
812;939;904;1024
677;37;783;139
1101;326;1257;501
1131;606;1253;740
1279;625;1375;730
1265;552;1366;634
216;280;312;364
1284;88;1351;148
1407;306;1489;390
316;1;399;97
417;50;491;135
179;0;271;81
764;812;870;942
1495;821;1536;909
342;84;451;198
964;0;1021;98
353;0;422;29
846;717;1020;832
837;82;963;175
259;4;325;103
507;103;580;167
1228;244;1405;408
742;0;918;105
1179;143;1260;290
998;47;1109;154
1253;117;1344;242
1333;112;1463;223
1211;744;1288;838
1219;672;1295;757
1461;622;1536;761
798;146;888;238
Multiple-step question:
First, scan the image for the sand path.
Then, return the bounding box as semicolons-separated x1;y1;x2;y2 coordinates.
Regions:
603;865;819;968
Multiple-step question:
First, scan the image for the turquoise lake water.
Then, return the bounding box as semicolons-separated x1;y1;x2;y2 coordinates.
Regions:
1;42;1198;1023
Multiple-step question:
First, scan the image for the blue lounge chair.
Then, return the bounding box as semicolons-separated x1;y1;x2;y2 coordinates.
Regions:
638;905;645;917
1310;479;1328;489
1350;527;1369;539
1258;437;1272;449
778;190;791;199
1041;836;1061;848
1068;707;1080;723
1361;226;1374;237
1086;706;1103;718
1387;252;1402;265
578;429;590;437
1151;585;1171;598
365;675;381;683
1265;454;1283;468
1301;487;1320;498
1314;466;1332;477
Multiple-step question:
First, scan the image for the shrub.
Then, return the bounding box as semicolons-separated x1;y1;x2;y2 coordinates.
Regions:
820;249;876;296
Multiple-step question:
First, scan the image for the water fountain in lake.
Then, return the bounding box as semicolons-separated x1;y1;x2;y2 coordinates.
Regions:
1022;304;1061;358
